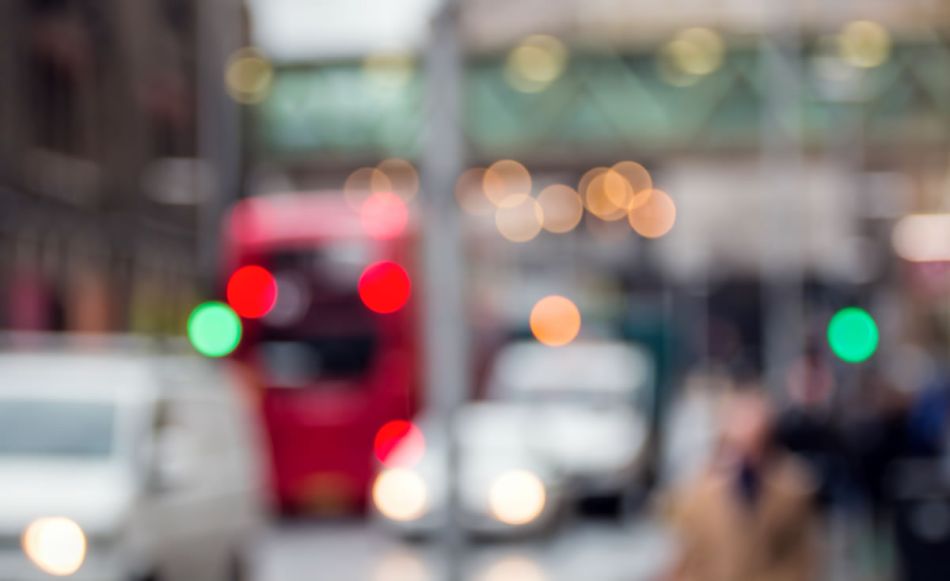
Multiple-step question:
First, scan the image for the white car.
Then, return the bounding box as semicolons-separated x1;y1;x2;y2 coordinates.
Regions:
0;341;266;581
486;340;653;504
371;403;565;537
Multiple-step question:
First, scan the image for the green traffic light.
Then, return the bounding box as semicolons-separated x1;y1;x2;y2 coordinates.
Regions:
187;301;242;358
827;307;879;363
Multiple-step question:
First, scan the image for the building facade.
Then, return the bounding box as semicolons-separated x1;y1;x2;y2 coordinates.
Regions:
0;0;247;334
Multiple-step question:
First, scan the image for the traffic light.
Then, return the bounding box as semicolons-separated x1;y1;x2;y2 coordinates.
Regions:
827;307;879;363
358;261;411;314
373;420;425;466
187;301;242;357
226;265;278;319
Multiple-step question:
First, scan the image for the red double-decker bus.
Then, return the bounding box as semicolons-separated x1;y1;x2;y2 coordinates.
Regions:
224;193;421;514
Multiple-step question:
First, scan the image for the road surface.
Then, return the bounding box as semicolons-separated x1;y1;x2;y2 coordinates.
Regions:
253;516;675;581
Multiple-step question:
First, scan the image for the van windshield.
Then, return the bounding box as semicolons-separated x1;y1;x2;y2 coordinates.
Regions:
0;399;115;458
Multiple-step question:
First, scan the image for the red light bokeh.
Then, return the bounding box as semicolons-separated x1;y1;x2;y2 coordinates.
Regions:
358;261;411;314
226;265;278;319
374;419;425;466
360;191;408;239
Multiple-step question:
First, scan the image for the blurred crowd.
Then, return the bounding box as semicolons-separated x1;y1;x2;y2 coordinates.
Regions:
662;334;950;581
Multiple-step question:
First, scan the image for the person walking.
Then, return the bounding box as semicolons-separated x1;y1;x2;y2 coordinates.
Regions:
665;389;819;581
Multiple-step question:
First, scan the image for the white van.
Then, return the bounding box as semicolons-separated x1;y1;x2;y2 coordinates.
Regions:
0;340;266;580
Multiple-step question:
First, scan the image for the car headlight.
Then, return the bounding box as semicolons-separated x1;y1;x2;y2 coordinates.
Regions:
21;517;87;576
373;468;428;522
489;470;547;526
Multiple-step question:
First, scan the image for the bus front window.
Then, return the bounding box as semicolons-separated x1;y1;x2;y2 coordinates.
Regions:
248;244;383;388
256;335;378;387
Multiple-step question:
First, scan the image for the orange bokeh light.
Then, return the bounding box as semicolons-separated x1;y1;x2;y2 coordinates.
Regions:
494;193;543;242
483;160;531;206
628;189;677;238
584;170;629;221
578;166;608;199
537;184;583;233
611;161;653;210
345;167;392;210
376;158;419;201
529;295;581;347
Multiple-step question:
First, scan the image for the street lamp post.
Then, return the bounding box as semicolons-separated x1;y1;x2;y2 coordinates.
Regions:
196;0;244;294
421;0;469;578
759;4;805;397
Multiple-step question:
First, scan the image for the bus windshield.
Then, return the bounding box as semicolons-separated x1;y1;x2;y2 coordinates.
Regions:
254;244;381;386
256;336;377;386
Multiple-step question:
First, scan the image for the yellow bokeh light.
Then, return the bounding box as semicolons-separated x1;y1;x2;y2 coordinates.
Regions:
455;167;494;216
530;295;581;347
628;189;677;238
669;39;706;74
677;28;725;75
838;20;891;69
537;184;583;233
344;167;392;210
372;469;428;522
505;35;568;93
681;28;725;73
22;517;87;577
484;160;532;206
376;158;419;202
495;194;543;242
658;27;724;83
488;470;547;526
657;47;701;87
584;170;629;221
225;47;273;104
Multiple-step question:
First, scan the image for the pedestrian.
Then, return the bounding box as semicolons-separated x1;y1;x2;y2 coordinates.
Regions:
774;342;840;509
664;388;819;581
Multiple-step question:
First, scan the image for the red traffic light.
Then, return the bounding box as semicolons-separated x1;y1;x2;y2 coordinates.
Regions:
226;265;278;319
358;261;411;314
374;419;425;466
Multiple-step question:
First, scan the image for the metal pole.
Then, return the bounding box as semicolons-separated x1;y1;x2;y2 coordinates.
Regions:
421;0;468;578
196;0;243;294
759;5;805;396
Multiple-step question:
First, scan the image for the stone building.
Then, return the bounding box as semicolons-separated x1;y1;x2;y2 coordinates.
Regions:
0;0;247;333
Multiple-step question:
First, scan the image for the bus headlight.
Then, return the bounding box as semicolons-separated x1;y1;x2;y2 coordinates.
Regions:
373;468;428;522
21;517;87;576
489;470;547;526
